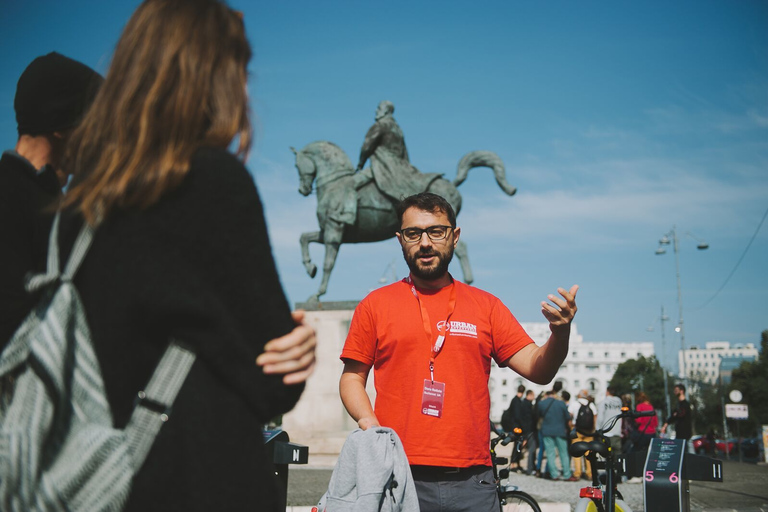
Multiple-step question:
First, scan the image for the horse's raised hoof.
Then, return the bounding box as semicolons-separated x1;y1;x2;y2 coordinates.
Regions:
304;263;317;278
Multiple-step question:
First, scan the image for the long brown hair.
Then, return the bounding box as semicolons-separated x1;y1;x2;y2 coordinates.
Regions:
636;391;651;405
62;0;252;225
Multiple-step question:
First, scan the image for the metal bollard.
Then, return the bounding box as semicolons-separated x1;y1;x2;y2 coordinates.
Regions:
263;429;309;509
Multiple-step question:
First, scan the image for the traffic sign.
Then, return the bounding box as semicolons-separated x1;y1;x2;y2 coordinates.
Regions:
725;404;749;420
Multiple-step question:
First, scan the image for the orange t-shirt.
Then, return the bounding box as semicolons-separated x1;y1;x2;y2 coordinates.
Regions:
341;277;533;467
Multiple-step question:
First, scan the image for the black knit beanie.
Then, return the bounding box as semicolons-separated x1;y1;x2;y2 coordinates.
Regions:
14;52;104;136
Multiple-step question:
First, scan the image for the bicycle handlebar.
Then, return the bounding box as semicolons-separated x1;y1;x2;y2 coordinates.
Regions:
599;407;657;435
490;421;524;447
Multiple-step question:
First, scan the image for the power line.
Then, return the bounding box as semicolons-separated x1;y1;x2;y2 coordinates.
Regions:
696;204;768;309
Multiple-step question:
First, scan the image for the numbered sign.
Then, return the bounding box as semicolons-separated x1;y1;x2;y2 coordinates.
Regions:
643;438;688;512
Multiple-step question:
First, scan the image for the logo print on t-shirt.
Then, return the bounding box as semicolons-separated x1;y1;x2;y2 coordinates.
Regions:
436;320;478;338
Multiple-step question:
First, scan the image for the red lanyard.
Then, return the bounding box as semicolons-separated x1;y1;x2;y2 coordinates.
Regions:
406;275;457;382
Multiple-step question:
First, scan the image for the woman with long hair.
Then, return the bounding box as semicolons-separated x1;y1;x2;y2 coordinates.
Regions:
58;1;304;509
632;391;659;451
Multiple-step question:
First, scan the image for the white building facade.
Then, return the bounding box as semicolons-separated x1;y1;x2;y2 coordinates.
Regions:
679;341;759;384
489;323;655;421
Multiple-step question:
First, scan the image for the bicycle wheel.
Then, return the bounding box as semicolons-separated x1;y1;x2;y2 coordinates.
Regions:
574;497;633;512
500;490;541;512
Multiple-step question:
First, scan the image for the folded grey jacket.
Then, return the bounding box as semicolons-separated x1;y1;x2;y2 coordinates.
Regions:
315;427;420;512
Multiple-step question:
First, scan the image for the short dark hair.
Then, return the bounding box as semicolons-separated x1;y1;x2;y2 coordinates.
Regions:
517;385;526;394
675;383;686;393
606;386;616;396
395;192;456;228
562;390;571;401
552;381;563;392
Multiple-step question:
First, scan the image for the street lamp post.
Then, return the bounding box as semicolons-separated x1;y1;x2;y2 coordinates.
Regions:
659;305;672;419
655;225;708;389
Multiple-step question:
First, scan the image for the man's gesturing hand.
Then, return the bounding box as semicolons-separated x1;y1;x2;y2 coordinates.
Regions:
541;285;579;332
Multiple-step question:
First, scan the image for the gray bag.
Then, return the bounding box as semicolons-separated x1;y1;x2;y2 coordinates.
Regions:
0;214;196;511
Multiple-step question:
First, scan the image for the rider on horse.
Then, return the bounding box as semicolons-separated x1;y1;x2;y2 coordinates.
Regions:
353;100;442;202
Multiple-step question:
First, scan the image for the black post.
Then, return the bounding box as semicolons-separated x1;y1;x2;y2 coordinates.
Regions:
263;429;309;509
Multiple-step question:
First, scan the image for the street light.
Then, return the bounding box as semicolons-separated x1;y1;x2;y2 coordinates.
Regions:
655;225;708;388
647;306;673;419
659;306;672;419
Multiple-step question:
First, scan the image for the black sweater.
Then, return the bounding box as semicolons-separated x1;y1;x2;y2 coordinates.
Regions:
59;147;303;511
0;150;59;347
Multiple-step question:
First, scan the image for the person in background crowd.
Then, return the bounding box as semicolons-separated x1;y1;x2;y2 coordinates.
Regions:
632;392;658;451
597;386;623;454
539;387;577;481
521;389;537;475
620;393;634;453
502;384;526;472
662;383;693;453
569;389;597;481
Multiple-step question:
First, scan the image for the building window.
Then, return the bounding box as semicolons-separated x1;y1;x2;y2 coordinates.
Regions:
574;380;580;387
586;365;599;372
502;379;507;386
572;351;578;357
604;352;610;358
621;352;626;358
588;352;594;358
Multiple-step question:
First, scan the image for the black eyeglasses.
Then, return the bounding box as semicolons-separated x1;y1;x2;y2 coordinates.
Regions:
399;225;453;243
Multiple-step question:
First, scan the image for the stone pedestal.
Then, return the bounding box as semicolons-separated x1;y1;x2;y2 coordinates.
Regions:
281;302;375;460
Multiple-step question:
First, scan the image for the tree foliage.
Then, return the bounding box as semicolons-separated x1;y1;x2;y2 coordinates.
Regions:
609;331;766;437
726;329;768;436
608;355;675;417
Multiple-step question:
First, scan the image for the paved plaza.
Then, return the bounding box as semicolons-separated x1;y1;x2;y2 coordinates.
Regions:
286;459;768;511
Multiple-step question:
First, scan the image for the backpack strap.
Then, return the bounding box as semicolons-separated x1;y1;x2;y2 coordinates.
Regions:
26;212;95;292
124;339;197;472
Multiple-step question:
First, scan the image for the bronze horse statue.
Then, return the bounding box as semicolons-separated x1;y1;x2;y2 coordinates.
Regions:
292;141;516;302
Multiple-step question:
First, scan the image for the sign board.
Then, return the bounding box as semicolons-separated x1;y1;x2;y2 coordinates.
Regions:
725;403;749;420
644;438;688;512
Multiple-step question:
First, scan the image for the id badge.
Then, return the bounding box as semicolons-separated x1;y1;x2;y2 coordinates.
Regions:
421;379;445;418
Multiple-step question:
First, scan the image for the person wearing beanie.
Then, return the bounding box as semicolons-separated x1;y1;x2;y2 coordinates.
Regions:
0;52;103;349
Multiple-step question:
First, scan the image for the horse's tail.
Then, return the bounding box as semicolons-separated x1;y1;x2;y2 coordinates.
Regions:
453;150;516;196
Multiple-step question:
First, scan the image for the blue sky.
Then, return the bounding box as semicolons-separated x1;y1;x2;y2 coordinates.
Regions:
2;1;767;373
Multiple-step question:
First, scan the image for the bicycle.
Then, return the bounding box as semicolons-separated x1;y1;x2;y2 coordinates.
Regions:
568;406;655;512
490;422;542;512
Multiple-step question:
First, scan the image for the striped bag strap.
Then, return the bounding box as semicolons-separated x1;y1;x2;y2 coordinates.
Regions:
124;339;197;472
26;212;95;292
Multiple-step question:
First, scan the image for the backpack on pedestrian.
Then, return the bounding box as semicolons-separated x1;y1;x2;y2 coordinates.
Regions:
575;402;595;435
0;214;196;512
501;405;515;432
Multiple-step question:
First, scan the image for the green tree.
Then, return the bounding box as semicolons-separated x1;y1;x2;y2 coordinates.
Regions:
727;330;768;436
691;378;724;437
609;355;675;417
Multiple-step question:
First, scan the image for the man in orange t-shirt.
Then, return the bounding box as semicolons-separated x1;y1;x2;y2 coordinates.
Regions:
340;192;579;512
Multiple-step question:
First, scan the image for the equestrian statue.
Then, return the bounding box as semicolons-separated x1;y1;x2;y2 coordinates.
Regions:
292;100;517;303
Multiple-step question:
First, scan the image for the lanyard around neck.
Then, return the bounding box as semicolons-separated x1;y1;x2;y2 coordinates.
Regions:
406;275;457;381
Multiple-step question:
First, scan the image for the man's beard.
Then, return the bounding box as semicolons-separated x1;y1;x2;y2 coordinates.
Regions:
403;245;454;281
